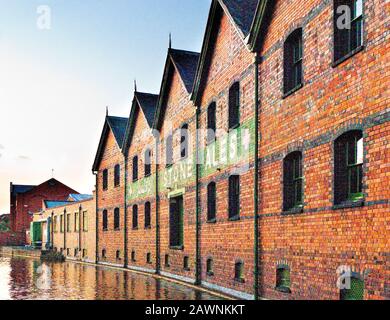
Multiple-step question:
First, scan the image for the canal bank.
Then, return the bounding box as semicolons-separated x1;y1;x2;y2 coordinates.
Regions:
0;247;231;300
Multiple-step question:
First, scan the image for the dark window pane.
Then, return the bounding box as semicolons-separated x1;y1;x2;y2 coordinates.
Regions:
132;205;138;229
207;102;216;143
102;210;108;231
145;149;151;177
229;175;240;219
284;29;303;93
229;83;240;129
103;169;108;190
133;156;138;181
114;208;120;230
145;202;151;228
180;124;189;159
169;197;183;247
207;182;216;221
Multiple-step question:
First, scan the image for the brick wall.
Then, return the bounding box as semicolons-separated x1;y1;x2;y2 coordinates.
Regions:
256;0;389;300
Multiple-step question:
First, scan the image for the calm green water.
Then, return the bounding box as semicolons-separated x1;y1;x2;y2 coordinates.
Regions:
0;255;223;300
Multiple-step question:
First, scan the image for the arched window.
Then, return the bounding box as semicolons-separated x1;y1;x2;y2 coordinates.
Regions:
166;134;173;167
276;266;291;293
180;124;189;159
206;258;214;276
234;261;244;282
228;82;240;129
207;182;217;222
114;208;120;230
102;169;108;190
144;202;151;229
334;130;364;205
207;102;217;144
228;175;240;220
132;205;138;229
284;28;303;94
132;156;139;182
340;275;364;300
334;0;363;63
144;149;152;177
114;164;120;187
102;210;108;231
283;151;303;211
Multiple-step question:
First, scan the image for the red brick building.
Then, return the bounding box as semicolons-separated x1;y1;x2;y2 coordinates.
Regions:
10;179;78;236
122;91;158;273
93;115;128;267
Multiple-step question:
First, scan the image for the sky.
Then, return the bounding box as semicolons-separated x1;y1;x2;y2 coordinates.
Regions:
0;0;210;213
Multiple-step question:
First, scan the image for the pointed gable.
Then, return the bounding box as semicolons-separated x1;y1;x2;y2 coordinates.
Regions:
122;92;158;155
248;0;274;52
92;115;128;172
191;0;259;104
154;48;200;130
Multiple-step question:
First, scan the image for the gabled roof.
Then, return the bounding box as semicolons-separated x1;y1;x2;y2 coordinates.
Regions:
68;194;93;202
122;91;158;155
248;0;274;52
191;0;259;105
44;200;72;209
11;179;78;197
10;184;36;197
92;115;128;172
153;48;200;130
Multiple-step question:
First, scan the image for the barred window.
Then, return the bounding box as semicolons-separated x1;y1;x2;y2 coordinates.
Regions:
207;102;216;144
132;205;138;229
284;28;303;94
102;169;108;190
228;82;240;129
334;130;364;205
144;202;151;229
180;124;189;159
114;164;120;187
144;149;152;177
114;208;120;230
283;151;303;211
132;156;139;182
207;182;216;222
102;210;108;231
276;266;291;293
340;276;364;300
228;175;240;220
334;0;363;63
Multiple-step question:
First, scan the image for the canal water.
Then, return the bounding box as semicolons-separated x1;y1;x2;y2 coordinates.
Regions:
0;255;223;300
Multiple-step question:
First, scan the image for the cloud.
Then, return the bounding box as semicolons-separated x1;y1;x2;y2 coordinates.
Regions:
18;155;30;160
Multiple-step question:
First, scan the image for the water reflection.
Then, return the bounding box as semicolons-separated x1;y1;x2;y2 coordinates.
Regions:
0;255;222;300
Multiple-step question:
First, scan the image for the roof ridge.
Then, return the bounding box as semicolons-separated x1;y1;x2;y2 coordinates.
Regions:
170;48;200;56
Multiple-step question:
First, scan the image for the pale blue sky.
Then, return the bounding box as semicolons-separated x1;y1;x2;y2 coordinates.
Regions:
0;0;210;213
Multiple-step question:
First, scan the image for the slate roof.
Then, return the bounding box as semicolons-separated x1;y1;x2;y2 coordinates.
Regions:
135;92;159;127
107;116;128;147
170;49;200;93
221;0;259;37
11;184;36;196
68;194;93;202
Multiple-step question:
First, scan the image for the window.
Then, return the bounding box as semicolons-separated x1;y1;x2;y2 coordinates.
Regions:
66;214;71;232
164;254;170;267
276;266;291;293
53;216;58;233
206;258;214;276
284;28;303;94
234;261;244;282
145;149;152;177
166;134;173;167
114;208;120;230
207;102;217;144
114;164;120;187
207;182;217;222
146;253;152;264
169;196;184;248
102;210;108;231
67;248;70;256
228;175;240;220
82;211;88;231
180;124;189;159
283;152;303;211
102;169;108;190
144;202;151;229
340;275;364;300
74;212;79;232
183;256;190;271
82;249;87;258
132;205;138;229
334;130;364;205
131;250;136;262
334;0;363;63
74;248;78;257
132;156;139;182
60;215;64;233
116;250;121;261
228;82;240;129
102;249;106;259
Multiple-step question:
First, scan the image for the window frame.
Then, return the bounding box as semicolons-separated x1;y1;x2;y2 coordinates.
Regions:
228;82;240;130
207;102;217;145
234;261;245;283
102;169;108;191
180;124;189;160
166;134;173;167
276;266;292;294
144;149;152;177
132;156;139;182
114;164;121;187
207;182;217;223
283;28;303;96
283;151;304;213
144;202;151;229
132;205;138;230
102;210;108;231
114;208;120;231
228;175;240;221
